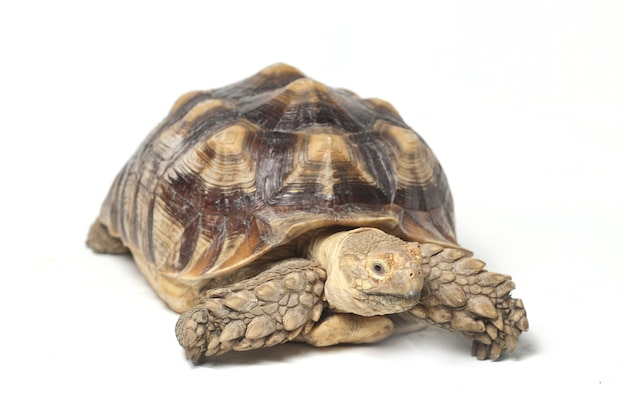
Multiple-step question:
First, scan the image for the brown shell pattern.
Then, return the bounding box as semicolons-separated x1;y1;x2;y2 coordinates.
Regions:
98;63;456;282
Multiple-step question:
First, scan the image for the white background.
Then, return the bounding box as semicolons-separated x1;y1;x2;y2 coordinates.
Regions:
1;1;625;415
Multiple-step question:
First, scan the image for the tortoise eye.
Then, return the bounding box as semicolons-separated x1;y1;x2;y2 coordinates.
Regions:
369;260;389;278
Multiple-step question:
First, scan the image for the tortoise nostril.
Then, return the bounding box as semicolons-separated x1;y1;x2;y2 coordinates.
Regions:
407;268;421;280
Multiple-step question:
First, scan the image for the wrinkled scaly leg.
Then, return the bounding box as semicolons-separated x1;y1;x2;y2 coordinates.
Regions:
86;220;130;254
296;313;395;347
176;258;326;363
402;244;529;360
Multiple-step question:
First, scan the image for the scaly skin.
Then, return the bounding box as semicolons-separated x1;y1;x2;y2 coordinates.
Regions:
401;243;529;360
176;227;425;362
176;259;327;363
176;238;528;362
86;221;129;255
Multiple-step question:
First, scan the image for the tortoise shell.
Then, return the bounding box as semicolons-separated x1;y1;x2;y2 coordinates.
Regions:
97;63;457;311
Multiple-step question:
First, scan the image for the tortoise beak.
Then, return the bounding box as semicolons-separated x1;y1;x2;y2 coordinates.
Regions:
363;267;423;311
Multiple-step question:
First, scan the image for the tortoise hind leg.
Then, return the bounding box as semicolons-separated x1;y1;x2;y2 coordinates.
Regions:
86;220;129;254
176;258;327;364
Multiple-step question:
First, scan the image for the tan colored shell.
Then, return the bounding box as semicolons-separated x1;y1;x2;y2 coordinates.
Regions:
96;63;457;312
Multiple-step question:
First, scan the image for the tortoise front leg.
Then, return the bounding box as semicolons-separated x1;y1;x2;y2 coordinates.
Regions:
176;259;326;363
404;244;529;360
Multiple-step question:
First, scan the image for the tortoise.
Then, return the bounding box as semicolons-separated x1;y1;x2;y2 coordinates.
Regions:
87;63;528;363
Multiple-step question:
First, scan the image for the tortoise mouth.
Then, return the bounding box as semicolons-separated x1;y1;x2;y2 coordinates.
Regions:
363;290;421;314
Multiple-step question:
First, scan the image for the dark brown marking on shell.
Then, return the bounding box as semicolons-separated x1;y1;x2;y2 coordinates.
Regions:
214;64;307;100
97;63;456;280
239;79;374;132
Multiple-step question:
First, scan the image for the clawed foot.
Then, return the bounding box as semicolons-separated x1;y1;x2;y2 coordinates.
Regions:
86;221;129;254
409;244;529;360
175;307;211;363
470;297;528;360
175;259;326;363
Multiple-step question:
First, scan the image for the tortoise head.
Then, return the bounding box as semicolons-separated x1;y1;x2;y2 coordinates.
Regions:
309;228;424;316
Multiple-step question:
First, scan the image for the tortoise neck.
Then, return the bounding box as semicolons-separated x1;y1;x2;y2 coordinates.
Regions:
306;229;351;268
